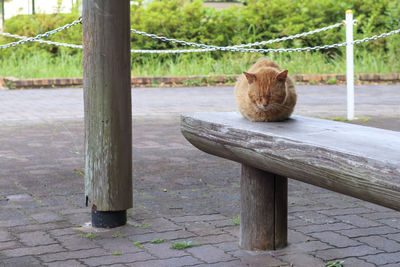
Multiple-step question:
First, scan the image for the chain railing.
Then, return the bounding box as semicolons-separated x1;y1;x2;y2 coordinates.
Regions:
131;22;345;50
1;18;399;54
0;18;82;49
0;32;83;49
1;12;400;120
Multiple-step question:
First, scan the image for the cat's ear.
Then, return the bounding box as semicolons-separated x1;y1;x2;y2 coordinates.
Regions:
276;70;288;82
243;72;256;84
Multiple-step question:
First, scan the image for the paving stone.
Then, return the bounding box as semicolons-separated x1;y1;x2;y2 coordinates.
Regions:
361;252;400;265
288;229;313;244
276;253;324;267
30;211;64;223
45;259;86;267
335;214;382;228
1;255;42;267
6;194;33;202
145;242;189;259
1;243;65;258
81;252;154;266
295;222;354;234
129;255;203;267
0;230;12;242
340;257;376;267
223;226;239;238
170;214;226;223
49;228;78;237
182;233;237;245
58;208;89;215
357;235;400;252
340;226;400;238
128;230;196;243
208;219;235;228
0;241;19;250
193;260;247;267
184;221;226;236
0;218;32;227
95;237;142;254
214;241;239;252
230;250;289;267
56;234;100;251
187;244;235;263
381;264;400;267
318;207;375;216
361;211;400;220
310;231;361;247
39;248;107;262
146;217;182;232
12;222;70;233
315;245;383;261
378;218;400;229
18;231;56;246
288;219;312;228
293;211;337;224
386;232;400;242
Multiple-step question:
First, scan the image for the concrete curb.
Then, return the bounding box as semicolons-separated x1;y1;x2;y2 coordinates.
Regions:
1;73;399;89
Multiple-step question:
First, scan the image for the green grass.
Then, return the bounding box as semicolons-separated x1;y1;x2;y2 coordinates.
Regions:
77;232;97;240
133;241;144;248
230;214;240;225
326;260;344;267
0;47;399;79
151;238;167;244
170;241;199;250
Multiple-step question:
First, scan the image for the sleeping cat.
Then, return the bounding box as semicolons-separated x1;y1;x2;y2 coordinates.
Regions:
234;59;297;122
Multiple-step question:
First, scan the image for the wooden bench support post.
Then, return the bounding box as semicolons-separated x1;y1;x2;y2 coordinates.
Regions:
240;164;287;250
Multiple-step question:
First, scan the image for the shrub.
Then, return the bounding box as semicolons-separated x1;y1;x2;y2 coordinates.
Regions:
1;0;398;59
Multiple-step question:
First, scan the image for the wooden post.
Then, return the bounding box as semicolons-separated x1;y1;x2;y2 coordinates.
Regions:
240;164;287;250
82;0;132;228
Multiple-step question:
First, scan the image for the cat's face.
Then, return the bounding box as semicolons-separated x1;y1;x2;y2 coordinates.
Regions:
244;69;288;111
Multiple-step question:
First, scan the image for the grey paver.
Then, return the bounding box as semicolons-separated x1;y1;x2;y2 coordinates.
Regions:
0;85;399;266
315;245;383;261
0;255;43;267
361;252;400;265
18;231;56;246
81;252;154;266
39;248;108;262
335;214;382;228
310;231;361;247
45;259;87;267
340;226;400;238
187;244;235;264
357;235;400;252
1;243;65;258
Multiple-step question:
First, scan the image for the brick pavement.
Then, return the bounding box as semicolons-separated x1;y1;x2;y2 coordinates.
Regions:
0;85;400;266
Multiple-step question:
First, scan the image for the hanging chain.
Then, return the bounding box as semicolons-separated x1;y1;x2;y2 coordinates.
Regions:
352;28;400;44
0;17;82;50
0;17;399;54
131;22;344;51
0;32;82;49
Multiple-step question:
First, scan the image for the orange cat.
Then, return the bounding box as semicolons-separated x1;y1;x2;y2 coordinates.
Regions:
234;59;297;122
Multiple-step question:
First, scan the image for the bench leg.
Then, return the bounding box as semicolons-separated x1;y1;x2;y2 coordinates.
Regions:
240;164;288;250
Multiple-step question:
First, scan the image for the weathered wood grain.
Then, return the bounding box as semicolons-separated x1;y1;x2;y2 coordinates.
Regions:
240;165;287;250
83;0;132;211
181;112;400;211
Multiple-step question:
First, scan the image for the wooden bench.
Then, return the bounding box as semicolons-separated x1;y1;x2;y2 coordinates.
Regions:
180;112;400;251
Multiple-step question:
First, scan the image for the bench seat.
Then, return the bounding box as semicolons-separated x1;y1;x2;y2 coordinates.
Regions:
181;112;400;250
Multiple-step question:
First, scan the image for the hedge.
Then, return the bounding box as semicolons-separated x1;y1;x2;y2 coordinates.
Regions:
1;0;399;57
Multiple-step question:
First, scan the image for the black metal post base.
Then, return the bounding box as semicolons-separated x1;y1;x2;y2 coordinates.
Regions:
91;208;127;228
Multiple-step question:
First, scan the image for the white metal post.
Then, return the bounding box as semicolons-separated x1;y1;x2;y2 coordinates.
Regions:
346;10;354;120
